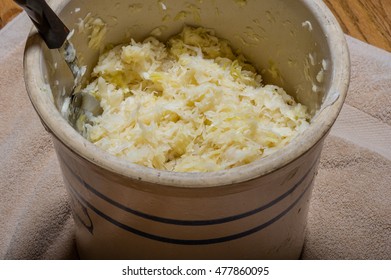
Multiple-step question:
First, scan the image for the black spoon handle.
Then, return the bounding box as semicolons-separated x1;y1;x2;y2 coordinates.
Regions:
14;0;69;49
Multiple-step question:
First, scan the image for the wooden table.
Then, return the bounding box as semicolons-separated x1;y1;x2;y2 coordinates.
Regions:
324;0;391;52
1;0;391;52
0;0;21;29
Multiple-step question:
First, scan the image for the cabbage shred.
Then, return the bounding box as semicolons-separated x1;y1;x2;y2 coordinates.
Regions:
80;26;310;172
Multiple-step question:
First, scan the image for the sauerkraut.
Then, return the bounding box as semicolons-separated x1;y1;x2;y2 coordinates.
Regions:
79;26;310;172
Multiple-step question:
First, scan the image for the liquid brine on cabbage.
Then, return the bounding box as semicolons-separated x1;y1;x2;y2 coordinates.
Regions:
77;26;310;172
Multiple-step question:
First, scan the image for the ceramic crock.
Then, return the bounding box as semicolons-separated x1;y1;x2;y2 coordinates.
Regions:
23;0;350;259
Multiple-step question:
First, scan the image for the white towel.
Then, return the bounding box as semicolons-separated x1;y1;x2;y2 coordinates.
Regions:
1;14;390;259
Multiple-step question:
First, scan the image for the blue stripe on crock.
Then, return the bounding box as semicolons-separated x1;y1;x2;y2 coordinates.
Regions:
65;174;314;245
60;155;317;226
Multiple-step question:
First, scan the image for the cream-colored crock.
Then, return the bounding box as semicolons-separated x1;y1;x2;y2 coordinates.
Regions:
23;0;349;259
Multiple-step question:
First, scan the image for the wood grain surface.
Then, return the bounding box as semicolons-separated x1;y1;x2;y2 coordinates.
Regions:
0;0;21;29
324;0;391;52
1;0;391;51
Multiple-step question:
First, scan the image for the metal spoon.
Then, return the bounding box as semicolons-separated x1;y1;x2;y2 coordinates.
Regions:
14;0;85;124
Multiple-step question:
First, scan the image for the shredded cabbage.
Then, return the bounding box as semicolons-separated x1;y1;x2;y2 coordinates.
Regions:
79;26;310;172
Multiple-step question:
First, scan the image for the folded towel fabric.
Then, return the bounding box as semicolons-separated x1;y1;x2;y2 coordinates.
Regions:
0;14;390;260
